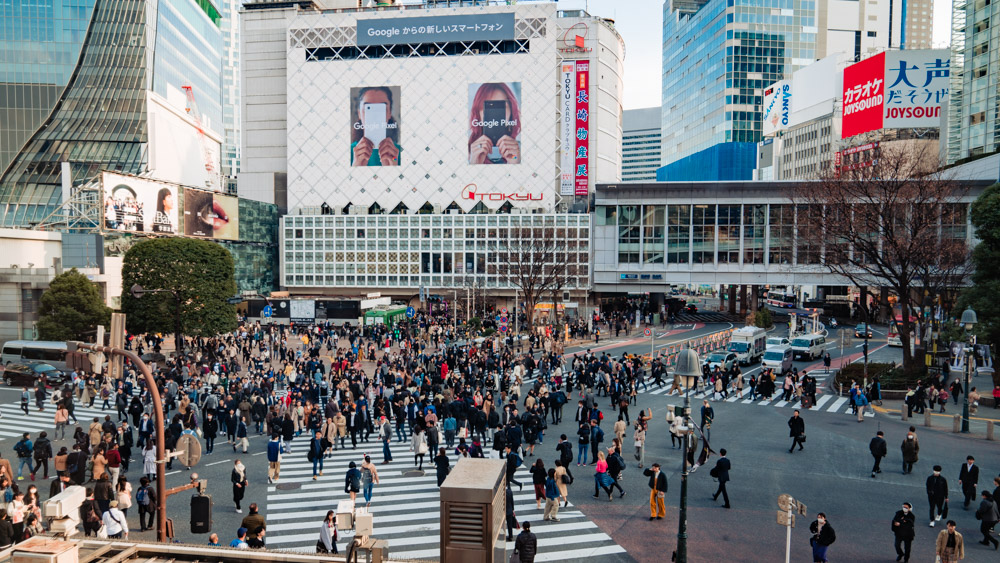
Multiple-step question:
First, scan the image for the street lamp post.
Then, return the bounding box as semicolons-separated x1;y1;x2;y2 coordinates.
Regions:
672;348;702;563
131;284;183;359
67;341;169;542
960;308;978;433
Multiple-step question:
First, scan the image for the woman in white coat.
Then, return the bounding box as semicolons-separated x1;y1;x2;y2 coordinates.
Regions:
142;441;157;481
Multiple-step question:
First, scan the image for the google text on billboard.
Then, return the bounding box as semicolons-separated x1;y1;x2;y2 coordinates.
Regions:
842;49;950;139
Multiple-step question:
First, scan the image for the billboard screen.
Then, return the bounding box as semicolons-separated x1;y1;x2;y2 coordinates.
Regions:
883;50;950;128
183;190;239;240
842;52;885;138
103;172;179;234
350;86;401;167
357;13;515;46
468;82;521;165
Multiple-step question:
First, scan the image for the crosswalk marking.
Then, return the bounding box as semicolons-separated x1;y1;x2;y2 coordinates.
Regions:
811;394;834;410
265;444;627;560
827;397;849;412
0;400;120;441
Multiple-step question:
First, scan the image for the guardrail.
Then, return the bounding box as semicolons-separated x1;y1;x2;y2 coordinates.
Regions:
639;327;737;366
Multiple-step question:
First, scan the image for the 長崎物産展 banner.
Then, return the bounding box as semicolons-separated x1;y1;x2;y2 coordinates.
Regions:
574;61;589;197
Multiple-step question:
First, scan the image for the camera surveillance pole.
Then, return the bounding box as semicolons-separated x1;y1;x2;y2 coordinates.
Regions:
68;341;168;542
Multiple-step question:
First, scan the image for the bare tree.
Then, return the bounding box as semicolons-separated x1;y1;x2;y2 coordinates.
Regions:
495;226;569;329
791;143;970;371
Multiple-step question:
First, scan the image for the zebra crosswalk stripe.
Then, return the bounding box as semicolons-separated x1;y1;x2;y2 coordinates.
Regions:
0;401;116;440
264;444;627;561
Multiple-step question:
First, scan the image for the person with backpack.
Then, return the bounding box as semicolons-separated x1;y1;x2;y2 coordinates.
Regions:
589;420;604;464
29;432;52;481
136;476;156;531
605;446;627;499
504;445;523;491
13;433;32;481
556;434;574;483
79;488;102;537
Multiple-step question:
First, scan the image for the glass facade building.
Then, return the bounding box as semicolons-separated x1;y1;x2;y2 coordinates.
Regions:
0;0;224;226
661;0;817;180
946;0;1000;163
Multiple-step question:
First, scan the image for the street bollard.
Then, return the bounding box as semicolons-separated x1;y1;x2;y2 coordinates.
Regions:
901;407;908;421
988;421;995;441
953;415;961;433
924;409;932;427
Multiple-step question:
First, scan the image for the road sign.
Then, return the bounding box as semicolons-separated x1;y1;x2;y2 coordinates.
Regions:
405;306;415;318
501;307;508;314
777;494;795;512
175;434;203;468
500;315;509;324
797;502;807;517
499;325;508;333
262;305;273;318
227;296;243;305
776;511;795;528
644;327;652;337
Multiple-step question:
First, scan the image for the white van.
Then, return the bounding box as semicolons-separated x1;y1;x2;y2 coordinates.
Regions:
728;326;767;365
762;346;793;374
790;333;826;360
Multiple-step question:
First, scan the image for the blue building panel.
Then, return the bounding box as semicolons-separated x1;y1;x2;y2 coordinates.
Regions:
656;142;757;181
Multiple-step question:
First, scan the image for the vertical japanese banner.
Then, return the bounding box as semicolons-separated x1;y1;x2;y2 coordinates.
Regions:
574;61;590;197
560;62;576;196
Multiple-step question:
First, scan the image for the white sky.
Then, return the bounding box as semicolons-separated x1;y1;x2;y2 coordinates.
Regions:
557;0;955;111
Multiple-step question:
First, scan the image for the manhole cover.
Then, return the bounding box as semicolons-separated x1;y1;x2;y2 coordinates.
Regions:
402;469;425;478
275;482;301;490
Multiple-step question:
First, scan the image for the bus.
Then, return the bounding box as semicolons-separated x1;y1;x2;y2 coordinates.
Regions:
1;340;70;371
765;292;797;308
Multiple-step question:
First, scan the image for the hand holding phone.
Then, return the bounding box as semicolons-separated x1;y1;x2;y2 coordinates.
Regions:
363;103;387;144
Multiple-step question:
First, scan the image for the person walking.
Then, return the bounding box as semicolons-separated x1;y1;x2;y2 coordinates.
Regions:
710;448;731;509
869;430;887;478
808;512;836;562
232;459;248;513
891;502;916;562
959;456;979;510
378;416;393;464
927;465;950;527
855;389;869;422
317;510;339;554
344;461;361;503
556;435;574;483
900;430;919;474
307;431;328;480
266;434;282;484
975;491;1000;549
505;484;518;542
240;502;267;547
513;521;538;563
136;476;157;532
553;460;570;507
633;421;647;469
101;500;128;539
576;422;590;466
361;455;380;505
936;520;965;562
30;432;52;481
433;448;450;487
543;468;560;522
14;433;32;481
700;400;714;442
787;410;805;453
505;445;523;490
643;462;668;520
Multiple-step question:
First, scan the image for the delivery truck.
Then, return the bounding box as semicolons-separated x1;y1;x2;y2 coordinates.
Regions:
727;326;767;365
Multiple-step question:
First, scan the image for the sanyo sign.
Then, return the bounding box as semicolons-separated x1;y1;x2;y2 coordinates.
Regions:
762;80;791;136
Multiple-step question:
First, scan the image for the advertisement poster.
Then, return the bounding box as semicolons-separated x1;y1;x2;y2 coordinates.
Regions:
762;80;790;137
574;61;590;196
102;172;178;234
350;86;401;167
882;50;950;128
357;13;514;46
560;62;576;195
183;189;239;240
468;82;522;165
290;299;316;323
842;52;886;138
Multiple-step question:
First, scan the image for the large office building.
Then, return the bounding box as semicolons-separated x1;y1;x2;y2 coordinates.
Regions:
621;107;661;182
0;0;226;226
659;0;913;182
945;0;1000;164
241;0;624;299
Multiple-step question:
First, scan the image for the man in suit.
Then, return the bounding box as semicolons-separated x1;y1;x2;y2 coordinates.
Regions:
643;462;668;520
959;456;979;509
787;410;805;453
711;449;732;509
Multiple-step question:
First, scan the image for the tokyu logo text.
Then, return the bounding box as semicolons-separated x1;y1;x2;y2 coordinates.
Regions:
462;184;543;202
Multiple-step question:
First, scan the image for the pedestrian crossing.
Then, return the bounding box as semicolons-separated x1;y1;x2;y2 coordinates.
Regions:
0;399;119;441
264;443;628;561
632;384;876;417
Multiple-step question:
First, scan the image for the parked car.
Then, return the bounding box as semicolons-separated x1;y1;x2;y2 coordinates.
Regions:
1;362;69;387
854;323;873;338
704;351;737;372
685;302;698;313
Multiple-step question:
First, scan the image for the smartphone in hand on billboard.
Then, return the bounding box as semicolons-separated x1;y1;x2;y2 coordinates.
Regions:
483;100;508;163
350;86;401;167
363;102;387;144
468;82;521;165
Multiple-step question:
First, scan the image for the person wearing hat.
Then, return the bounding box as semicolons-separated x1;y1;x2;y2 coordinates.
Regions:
101;499;128;539
643;463;668;520
230;527;249;549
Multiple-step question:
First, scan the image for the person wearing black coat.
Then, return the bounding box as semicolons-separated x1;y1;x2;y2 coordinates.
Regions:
788;410;805;453
0;510;14;547
959;456;980;509
869;431;887;477
711;449;731;508
505;484;517;541
513;521;537;563
809;513;836;562
203;414;219;454
926;465;949;526
975;491;1000;548
892;502;916;562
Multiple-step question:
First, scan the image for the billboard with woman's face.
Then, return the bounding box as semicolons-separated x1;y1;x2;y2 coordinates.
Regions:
468;82;521;165
184;189;239;240
350;86;401;167
102;172;178;234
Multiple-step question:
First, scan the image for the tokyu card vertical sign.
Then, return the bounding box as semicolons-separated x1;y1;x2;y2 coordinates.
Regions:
841;52;885;138
883;50;950;128
560;62;576;196
574;61;590;197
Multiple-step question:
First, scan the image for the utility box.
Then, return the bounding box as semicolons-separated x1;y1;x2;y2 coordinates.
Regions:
439;458;506;563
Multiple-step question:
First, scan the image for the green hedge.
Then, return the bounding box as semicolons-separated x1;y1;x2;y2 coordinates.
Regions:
834;362;924;390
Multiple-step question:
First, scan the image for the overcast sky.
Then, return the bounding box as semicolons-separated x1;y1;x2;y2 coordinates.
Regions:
557;0;955;111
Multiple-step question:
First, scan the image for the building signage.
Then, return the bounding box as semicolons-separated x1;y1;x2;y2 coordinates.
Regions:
574;61;590;197
357;13;515;46
882;50;950;128
842;52;885;138
560;62;576;196
462;184;543;202
762;80;790;136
